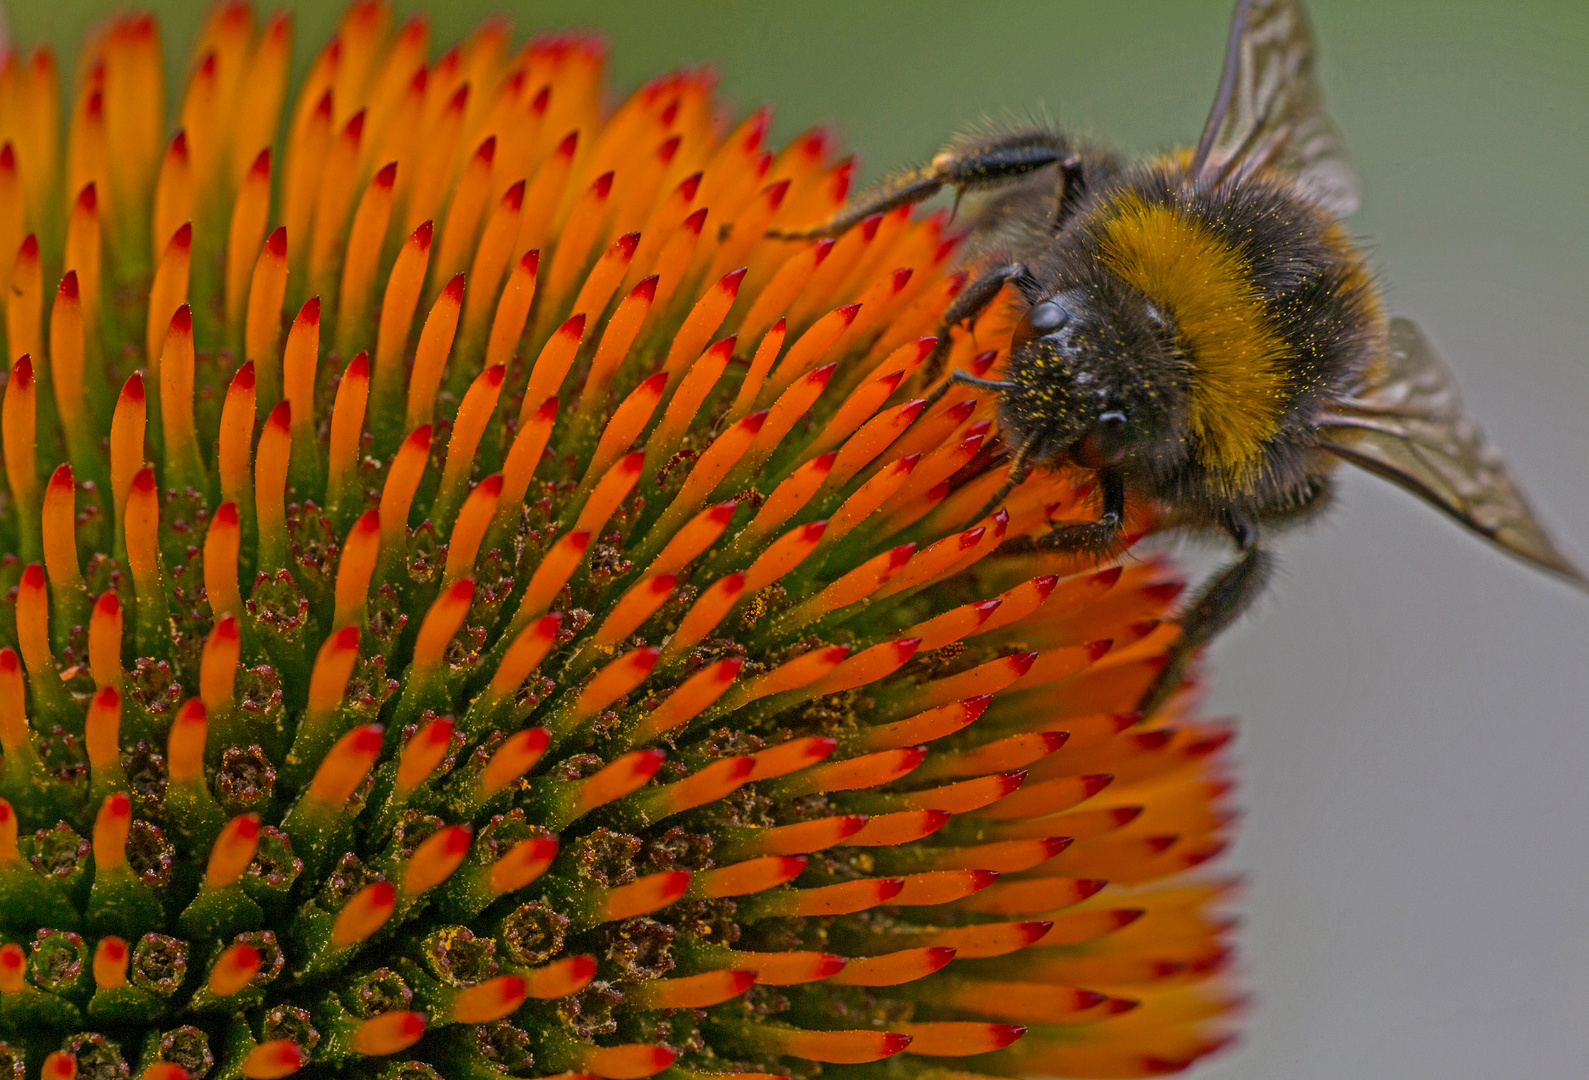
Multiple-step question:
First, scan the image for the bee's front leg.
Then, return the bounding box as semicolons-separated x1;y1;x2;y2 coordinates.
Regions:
1136;512;1272;717
1037;469;1127;556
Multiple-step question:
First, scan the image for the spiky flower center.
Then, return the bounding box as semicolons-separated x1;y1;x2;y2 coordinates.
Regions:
0;3;1236;1079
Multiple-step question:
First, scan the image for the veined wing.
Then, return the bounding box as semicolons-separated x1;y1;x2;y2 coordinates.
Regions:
1318;318;1585;585
1190;0;1360;217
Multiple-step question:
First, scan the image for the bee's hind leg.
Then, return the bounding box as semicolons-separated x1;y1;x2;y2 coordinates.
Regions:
1136;512;1272;718
769;130;1079;241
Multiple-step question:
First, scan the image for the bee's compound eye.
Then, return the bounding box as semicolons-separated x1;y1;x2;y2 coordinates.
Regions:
1070;411;1130;470
1027;299;1069;334
1012;297;1072;350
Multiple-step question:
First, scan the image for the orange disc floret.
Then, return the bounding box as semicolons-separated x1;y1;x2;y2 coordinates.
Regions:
0;4;1235;1079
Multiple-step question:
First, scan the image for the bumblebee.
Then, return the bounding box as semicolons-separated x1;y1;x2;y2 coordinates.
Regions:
777;0;1584;714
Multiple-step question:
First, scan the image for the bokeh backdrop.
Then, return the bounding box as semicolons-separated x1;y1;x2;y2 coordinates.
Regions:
5;1;1587;1077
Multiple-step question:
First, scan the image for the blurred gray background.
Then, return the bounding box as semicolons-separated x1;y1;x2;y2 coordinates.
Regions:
10;1;1588;1077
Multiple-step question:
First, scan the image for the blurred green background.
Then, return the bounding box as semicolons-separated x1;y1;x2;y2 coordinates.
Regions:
8;1;1588;1077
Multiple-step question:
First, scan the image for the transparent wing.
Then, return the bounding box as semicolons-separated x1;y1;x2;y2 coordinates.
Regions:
1192;0;1361;217
1318;318;1586;585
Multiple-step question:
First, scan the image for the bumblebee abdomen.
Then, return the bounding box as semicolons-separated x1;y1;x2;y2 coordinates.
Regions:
1075;159;1384;496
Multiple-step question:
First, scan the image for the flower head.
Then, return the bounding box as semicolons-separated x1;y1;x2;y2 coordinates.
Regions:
0;4;1236;1078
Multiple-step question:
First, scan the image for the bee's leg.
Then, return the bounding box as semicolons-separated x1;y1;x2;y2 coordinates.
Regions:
972;441;1035;522
1136;513;1271;717
768;165;948;240
921;261;1030;381
1037;469;1127;556
771;131;1077;240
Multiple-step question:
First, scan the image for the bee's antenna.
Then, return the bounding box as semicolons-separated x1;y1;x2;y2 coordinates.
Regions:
973;439;1036;523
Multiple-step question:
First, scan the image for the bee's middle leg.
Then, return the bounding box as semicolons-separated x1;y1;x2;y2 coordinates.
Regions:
1136;512;1272;718
918;261;1032;384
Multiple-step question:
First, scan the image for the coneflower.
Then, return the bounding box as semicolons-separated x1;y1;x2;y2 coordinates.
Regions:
0;3;1236;1078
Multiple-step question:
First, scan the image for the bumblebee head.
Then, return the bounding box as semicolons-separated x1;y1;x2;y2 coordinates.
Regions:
1002;284;1189;470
